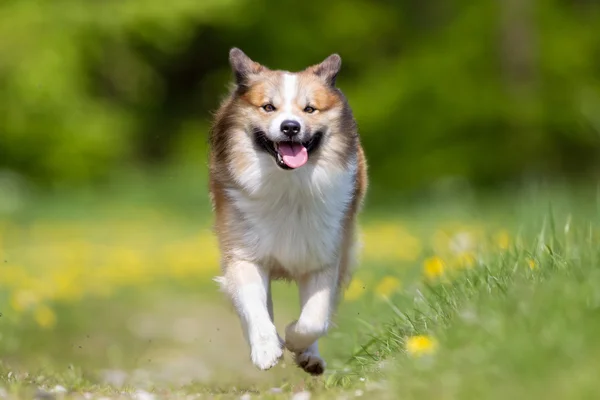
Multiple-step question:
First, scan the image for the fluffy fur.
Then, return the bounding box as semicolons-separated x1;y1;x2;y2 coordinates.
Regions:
209;48;368;375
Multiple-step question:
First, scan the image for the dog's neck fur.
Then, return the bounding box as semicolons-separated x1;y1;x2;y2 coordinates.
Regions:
225;152;358;278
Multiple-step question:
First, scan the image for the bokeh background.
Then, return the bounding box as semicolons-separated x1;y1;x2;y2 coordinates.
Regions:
2;0;600;197
1;0;600;397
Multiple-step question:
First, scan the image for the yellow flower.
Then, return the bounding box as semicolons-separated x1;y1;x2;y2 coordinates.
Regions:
424;256;445;280
406;335;438;357
527;258;537;270
51;267;84;301
375;276;401;299
34;304;57;329
495;230;511;250
344;278;366;301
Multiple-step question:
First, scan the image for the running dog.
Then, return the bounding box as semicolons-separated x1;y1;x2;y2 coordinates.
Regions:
209;48;368;375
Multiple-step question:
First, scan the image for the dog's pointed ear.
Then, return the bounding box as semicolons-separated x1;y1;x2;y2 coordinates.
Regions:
309;53;342;87
229;48;264;87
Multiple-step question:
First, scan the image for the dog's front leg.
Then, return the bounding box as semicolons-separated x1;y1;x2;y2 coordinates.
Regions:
222;259;283;370
285;266;338;375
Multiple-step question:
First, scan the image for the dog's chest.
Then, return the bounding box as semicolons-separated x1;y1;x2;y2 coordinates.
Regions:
230;168;354;273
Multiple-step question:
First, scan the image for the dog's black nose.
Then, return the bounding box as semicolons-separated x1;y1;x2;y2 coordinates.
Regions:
280;120;301;137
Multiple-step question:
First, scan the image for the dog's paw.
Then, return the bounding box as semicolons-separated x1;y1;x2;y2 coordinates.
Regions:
251;336;284;370
295;349;326;376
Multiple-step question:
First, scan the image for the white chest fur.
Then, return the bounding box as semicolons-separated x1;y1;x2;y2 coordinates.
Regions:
227;161;356;274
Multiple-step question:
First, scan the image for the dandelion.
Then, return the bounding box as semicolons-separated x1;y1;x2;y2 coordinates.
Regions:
344;278;366;301
423;256;445;280
527;258;538;270
374;276;401;299
34;304;57;329
495;230;511;250
51;266;84;301
405;335;438;357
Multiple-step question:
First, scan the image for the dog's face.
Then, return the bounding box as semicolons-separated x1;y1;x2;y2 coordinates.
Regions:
216;48;356;173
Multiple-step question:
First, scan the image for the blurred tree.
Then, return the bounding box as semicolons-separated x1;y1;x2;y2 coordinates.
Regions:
0;0;599;193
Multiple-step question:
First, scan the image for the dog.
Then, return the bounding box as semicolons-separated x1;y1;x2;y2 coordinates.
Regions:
209;48;368;376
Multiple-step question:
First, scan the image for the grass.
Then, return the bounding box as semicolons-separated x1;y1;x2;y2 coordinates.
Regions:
355;214;600;399
1;168;600;399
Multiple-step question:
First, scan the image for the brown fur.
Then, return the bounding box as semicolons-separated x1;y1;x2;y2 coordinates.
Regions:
207;48;368;374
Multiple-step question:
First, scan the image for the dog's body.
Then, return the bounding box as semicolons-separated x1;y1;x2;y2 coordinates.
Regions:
209;48;367;375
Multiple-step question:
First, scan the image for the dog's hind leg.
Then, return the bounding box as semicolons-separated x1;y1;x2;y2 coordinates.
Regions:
220;259;283;370
284;266;338;375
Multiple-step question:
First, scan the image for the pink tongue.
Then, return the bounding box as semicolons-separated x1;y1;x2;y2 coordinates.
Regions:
277;142;308;169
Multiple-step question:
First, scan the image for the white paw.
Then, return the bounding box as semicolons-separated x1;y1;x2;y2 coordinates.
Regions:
251;336;284;370
295;349;326;376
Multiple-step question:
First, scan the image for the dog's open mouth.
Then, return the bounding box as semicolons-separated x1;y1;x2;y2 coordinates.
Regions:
254;131;323;170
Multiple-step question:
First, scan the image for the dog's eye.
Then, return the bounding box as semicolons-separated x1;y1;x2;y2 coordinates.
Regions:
303;106;316;114
262;104;276;112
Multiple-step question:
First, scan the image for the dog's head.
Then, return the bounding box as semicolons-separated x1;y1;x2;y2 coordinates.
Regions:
212;48;357;175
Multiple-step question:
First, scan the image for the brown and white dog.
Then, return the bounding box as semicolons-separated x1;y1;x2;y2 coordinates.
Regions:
209;48;368;375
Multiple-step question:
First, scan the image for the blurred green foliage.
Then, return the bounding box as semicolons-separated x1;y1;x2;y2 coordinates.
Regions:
1;0;600;192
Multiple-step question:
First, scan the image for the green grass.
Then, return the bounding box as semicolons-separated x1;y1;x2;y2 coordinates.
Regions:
2;170;600;399
355;215;600;399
